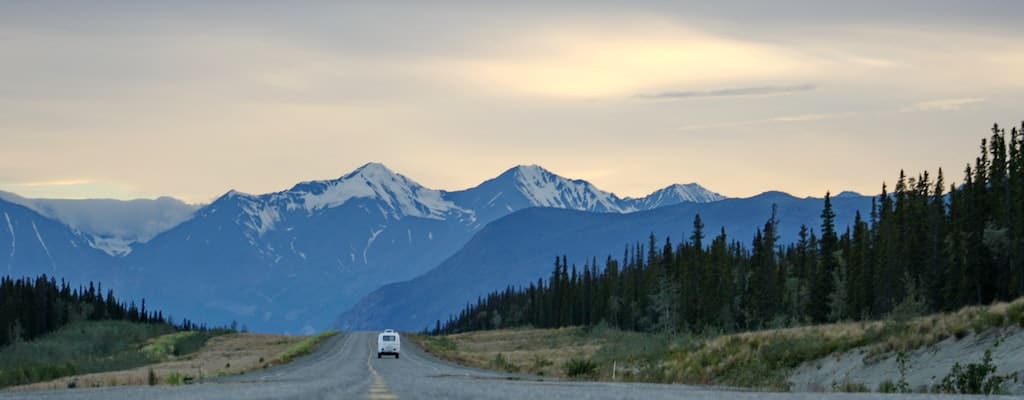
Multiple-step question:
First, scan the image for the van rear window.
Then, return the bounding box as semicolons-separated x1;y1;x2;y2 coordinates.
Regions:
382;335;396;342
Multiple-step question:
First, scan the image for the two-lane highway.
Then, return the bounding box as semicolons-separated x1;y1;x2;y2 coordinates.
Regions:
1;332;1013;399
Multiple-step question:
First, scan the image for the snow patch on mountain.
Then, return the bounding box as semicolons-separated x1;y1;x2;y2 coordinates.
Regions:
364;225;386;264
4;212;14;271
31;221;55;270
299;163;468;221
241;198;281;236
89;237;133;257
511;165;626;212
626;183;726;209
0;191;197;256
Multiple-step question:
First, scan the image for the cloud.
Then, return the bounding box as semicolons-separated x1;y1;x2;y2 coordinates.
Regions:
678;112;848;131
902;97;985;112
771;112;849;122
8;179;93;187
434;20;818;98
636;83;816;100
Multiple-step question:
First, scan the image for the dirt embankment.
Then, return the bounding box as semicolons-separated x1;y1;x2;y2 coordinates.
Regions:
789;327;1024;393
10;333;303;391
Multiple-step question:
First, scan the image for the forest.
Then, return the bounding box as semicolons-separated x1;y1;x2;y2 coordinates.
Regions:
0;275;209;347
438;122;1024;335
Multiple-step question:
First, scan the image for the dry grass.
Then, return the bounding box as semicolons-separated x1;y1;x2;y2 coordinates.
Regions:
416;296;1024;390
10;333;303;391
412;327;605;377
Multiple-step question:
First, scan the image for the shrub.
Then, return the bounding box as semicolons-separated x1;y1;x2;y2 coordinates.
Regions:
531;356;553;374
878;380;898;393
489;353;520;373
1005;301;1024;327
563;358;598;378
165;372;185;386
893;351;911;393
937;349;1018;394
970;311;1005;334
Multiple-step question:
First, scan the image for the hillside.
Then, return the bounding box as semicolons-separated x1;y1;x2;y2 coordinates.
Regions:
3;163;731;334
336;192;873;331
414;297;1024;394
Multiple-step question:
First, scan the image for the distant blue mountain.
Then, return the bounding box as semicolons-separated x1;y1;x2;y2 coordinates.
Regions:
0;199;114;285
334;192;874;331
1;163;869;334
106;163;725;333
0;191;197;256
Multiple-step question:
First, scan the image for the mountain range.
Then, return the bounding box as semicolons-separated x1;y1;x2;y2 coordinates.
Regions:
0;191;197;256
1;163;736;333
335;192;874;331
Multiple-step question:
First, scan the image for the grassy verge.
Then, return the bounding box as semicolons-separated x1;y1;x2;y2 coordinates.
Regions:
0;320;226;389
417;297;1024;391
278;331;337;364
5;329;319;391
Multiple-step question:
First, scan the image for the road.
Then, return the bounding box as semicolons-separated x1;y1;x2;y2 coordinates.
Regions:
1;332;1016;399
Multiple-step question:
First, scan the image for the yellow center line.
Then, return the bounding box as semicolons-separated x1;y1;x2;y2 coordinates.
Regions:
366;337;399;400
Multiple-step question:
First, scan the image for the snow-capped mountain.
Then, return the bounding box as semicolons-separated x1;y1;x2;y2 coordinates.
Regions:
122;163;483;333
0;191;197;256
624;183;726;209
336;191;875;331
0;198;114;283
117;163;730;332
295;163;470;220
445;165;723;226
4;162;728;333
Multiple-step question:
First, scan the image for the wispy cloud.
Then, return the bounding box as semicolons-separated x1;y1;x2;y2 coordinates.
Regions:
8;179;93;187
771;113;849;122
902;97;985;112
678;112;849;131
636;83;816;100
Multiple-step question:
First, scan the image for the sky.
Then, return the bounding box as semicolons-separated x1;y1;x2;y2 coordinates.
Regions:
1;1;1023;204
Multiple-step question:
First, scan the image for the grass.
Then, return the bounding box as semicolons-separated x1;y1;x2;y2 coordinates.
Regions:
140;331;214;359
278;331;337;363
0;320;231;389
417;296;1024;391
7;330;311;391
0;321;177;388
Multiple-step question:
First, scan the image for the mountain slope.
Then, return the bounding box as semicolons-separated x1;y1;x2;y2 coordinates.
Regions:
0;191;197;256
121;163;478;333
115;163;726;332
445;165;724;226
0;199;116;284
335;192;873;331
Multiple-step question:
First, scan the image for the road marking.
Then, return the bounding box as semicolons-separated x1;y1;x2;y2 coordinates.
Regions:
366;338;399;400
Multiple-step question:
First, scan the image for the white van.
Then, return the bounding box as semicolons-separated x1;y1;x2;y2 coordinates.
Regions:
377;330;400;359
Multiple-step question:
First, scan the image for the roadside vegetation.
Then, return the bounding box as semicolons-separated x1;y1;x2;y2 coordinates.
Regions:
423;122;1024;393
0;320;226;388
4;328;321;391
278;331;337;363
0;275;239;389
416;296;1024;392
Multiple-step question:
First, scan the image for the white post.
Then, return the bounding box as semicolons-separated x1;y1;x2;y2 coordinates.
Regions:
612;361;617;380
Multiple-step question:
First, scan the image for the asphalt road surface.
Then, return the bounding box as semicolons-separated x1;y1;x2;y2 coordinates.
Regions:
1;332;1016;399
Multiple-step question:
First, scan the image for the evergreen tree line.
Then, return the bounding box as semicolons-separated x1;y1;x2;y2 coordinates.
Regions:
437;122;1024;335
0;274;210;347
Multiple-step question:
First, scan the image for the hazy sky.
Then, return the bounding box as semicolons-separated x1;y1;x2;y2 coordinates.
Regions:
2;1;1022;203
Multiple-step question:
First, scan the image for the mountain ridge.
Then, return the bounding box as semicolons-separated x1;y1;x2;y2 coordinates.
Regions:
3;163;868;333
